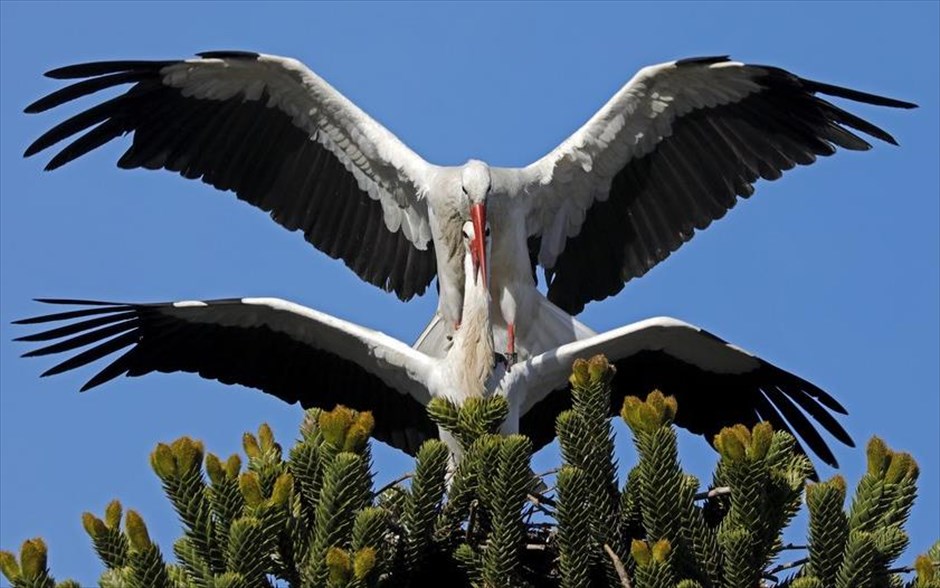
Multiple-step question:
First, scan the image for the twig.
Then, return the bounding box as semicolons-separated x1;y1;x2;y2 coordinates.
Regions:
694;486;731;500
767;557;809;575
780;543;807;551
885;565;915;575
525;496;555;518
465;499;479;543
603;544;633;588
536;467;560;478
526;500;555;519
523;503;536;524
373;472;412;497
527;491;558;508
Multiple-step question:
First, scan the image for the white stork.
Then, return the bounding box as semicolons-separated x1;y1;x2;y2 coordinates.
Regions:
14;220;499;456
14;233;852;467
24;52;914;361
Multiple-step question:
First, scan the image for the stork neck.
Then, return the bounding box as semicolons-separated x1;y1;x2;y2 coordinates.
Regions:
445;257;495;397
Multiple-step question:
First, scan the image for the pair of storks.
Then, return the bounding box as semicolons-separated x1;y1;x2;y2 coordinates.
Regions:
16;51;914;466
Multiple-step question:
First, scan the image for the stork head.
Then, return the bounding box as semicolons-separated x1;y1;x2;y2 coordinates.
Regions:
461;160;490;268
461;219;490;291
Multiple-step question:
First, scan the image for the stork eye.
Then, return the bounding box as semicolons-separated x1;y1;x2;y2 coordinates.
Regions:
484;227;491;237
462;230;470;239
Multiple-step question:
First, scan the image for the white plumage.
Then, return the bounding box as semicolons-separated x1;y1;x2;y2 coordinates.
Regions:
15;232;852;467
24;52;915;363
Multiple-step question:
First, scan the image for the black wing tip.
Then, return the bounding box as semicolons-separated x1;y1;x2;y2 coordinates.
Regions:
24;101;46;115
799;379;850;416
33;298;114;305
44;64;83;79
79;380;102;393
195;50;260;60
43;158;64;171
807;78;918;110
880;134;900;147
24;136;50;157
43;61;125;79
675;55;731;67
39;365;66;378
12;299;125;325
43;59;175;80
827;398;850;416
41;53;260;80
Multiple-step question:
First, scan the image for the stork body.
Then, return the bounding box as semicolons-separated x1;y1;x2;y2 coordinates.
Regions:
24;52;915;360
16;287;852;468
15;221;498;457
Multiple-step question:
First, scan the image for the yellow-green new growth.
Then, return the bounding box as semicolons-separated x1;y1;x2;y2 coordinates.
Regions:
320;406;357;447
807;474;847;501
149;437;208;493
239;471;264;508
0;550;18;583
621;390;677;433
205;452;225;484
150;442;177;478
714;422;773;463
650;539;671;563
81;512;108;538
21;537;47;579
171;436;204;473
747;421;773;460
242;431;262;460
569;354;616;388
866;435;918;483
104;500;122;531
258;423;276;452
714;424;749;461
914;553;938;586
353;547;376;580
631;540;651;567
271;472;294;507
866;436;890;477
326;547;352;585
225;453;242;478
885;450;918;484
124;510;151;551
344;412;375;453
0;540;61;588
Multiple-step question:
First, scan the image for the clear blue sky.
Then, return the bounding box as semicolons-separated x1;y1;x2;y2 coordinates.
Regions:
1;1;936;583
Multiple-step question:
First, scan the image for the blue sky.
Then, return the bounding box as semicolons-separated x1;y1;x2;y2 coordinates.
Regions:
1;1;936;583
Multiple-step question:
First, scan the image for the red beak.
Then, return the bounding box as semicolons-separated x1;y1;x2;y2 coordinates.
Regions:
470;203;487;290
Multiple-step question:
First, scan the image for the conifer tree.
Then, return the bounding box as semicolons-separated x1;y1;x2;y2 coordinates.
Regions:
3;356;937;587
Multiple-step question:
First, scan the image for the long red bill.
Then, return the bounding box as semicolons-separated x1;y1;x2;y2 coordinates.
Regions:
470;203;487;290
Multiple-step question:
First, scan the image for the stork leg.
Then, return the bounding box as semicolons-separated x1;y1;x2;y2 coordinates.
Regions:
507;323;518;367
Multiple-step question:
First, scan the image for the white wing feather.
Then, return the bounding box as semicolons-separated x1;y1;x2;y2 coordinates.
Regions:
506;316;760;415
174;297;436;405
162;54;437;248
519;59;763;267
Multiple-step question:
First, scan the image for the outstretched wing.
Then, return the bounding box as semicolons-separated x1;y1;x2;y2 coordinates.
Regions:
519;56;915;313
514;317;853;467
14;297;437;454
24;52;439;300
